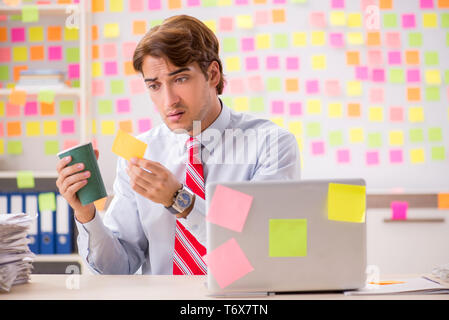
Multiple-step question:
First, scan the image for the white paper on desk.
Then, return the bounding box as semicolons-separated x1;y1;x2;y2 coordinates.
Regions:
344;277;449;296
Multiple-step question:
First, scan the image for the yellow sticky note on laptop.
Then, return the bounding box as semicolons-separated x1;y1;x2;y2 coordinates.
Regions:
328;183;366;223
111;129;147;161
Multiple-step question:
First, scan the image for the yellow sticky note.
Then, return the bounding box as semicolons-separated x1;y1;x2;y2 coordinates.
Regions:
92;62;102;77
311;54;327;70
288;121;302;136
425;70;441;85
203;20;217;34
26;121;41;137
0;140;4;155
104;23;120;38
43;121;57;136
409;106;424;122
328;183;366;223
347;32;364;45
234;97;249;112
256;33;271;49
347;13;362;27
64;27;79;41
225;56;241;72
422;13;437;28
306;99;322;115
236;15;253;29
112;129;148;161
346;81;362;96
389;130;404;145
29;26;44;42
292;32;307;46
330;11;346;26
410;148;425;164
109;0;123;12
270;117;284;128
328;102;343;118
349;127;364;143
101;120;115;135
369;106;384;122
311;31;326;46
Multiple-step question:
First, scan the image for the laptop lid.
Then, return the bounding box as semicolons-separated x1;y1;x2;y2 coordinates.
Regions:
205;178;367;295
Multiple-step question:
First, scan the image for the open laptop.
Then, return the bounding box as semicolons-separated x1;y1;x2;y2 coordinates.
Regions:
205;179;367;296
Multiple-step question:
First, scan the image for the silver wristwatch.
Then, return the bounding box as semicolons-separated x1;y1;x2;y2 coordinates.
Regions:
165;185;195;215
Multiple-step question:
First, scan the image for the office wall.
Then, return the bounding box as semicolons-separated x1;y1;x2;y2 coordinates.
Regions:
1;0;448;194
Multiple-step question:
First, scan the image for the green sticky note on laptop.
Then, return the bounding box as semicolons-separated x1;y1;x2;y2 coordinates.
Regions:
328;183;366;223
269;219;307;257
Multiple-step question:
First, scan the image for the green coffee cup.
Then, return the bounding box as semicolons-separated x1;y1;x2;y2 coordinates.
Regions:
57;142;107;206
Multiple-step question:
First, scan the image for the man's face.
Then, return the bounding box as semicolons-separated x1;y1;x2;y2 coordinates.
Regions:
141;56;217;135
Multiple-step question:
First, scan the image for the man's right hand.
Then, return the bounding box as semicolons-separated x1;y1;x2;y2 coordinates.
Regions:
56;149;100;224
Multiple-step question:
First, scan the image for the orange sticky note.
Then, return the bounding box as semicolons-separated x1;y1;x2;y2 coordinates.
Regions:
111;129;147;161
9;90;27;106
438;193;449;209
94;197;108;211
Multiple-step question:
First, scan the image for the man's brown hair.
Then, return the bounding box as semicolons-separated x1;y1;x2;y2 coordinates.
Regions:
133;15;225;95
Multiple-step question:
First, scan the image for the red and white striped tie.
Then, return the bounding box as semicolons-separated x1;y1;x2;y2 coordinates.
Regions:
173;137;207;275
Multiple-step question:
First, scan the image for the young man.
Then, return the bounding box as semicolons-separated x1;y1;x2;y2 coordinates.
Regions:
56;15;300;275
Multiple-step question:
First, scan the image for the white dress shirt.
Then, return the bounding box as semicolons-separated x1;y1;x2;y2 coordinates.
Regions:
75;100;301;275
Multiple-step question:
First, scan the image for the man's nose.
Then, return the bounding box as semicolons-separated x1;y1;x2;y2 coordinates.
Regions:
163;85;180;109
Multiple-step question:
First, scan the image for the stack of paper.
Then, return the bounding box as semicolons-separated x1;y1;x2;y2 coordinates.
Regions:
0;213;36;292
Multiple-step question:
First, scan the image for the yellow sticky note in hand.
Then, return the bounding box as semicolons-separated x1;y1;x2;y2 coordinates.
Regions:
328;183;366;223
112;129;148;161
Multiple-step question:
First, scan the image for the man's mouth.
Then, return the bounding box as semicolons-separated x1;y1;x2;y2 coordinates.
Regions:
167;110;185;121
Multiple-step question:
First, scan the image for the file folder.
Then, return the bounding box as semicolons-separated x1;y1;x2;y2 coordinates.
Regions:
25;193;40;254
56;194;72;254
9;193;24;214
0;193;7;214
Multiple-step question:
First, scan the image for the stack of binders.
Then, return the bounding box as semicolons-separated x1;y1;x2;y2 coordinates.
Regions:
0;192;73;255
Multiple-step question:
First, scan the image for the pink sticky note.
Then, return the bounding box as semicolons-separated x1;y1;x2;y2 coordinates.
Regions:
130;78;145;94
370;87;384;103
407;69;420;83
116;99;130;113
228;78;245;95
389;106;404;122
203;238;254;289
104;61;118;76
148;0;161;10
61;119;75;134
138;118;151;133
11;28;25;42
247;75;264;92
241;37;254;52
219;17;234;32
63;139;79;150
0;48;11;62
266;56;279;70
366;151;379;165
386;32;401;48
6;103;20;117
245;56;259;71
68;64;80;79
122;42;137;59
331;0;345;8
289;102;302;116
309;12;326;28
388;51;401;65
0;122;3;137
311;141;325;155
273;0;286;3
389;149;403;163
337;149;350;163
402;14;416;28
368;50;383;66
372;69;385;82
48;46;62;61
187;0;200;6
391;201;408;220
129;0;144;11
271;100;284;114
355;66;369;80
329;32;344;48
306;80;319;94
92;80;105;96
286;57;299;70
102;44;117;59
420;0;434;9
255;10;269;25
206;184;253;232
24;101;38;116
235;0;249;4
325;80;340;96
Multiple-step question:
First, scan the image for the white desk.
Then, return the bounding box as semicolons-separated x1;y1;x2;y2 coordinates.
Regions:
1;274;449;300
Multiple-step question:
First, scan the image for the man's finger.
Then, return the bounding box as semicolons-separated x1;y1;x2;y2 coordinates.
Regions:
127;166;153;190
56;156;72;173
130;157;162;172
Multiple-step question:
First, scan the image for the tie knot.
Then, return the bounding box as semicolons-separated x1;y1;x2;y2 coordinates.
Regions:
186;137;202;164
186;137;201;150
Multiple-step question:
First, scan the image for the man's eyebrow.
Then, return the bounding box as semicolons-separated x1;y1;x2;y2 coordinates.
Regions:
144;67;191;82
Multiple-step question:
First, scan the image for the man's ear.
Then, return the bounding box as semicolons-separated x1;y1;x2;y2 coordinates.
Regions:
207;61;221;88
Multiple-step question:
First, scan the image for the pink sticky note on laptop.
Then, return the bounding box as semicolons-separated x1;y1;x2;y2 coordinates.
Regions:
203;238;254;289
206;184;253;232
391;201;408;220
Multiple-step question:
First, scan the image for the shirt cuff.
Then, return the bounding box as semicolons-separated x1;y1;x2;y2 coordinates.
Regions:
75;210;110;245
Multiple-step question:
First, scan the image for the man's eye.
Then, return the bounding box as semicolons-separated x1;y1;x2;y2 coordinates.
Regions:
147;84;159;91
175;77;188;83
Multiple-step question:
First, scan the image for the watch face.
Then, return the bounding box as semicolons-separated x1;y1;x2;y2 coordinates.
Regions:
176;190;192;209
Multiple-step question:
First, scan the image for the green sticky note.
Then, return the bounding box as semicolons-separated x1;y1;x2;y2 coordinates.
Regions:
428;127;443;142
266;77;281;92
221;96;233;108
273;33;289;49
38;192;56;212
38;90;55;103
7;141;23;155
203;0;217;7
17;171;35;189
222;37;238;53
425;87;440;101
408;32;422;47
329;130;344;147
150;19;162;28
424;51;439;66
447;32;449;46
409;128;424;143
306;122;321;138
269;219;307;257
444;70;449;84
110;80;125;94
441;13;449;28
431;146;445;161
0;65;9;81
249;97;265;113
44;140;59;155
367;132;382;148
60;100;75;115
22;5;39;23
383;13;398;28
328;183;366;223
98;100;113;115
388;68;405;83
66;47;80;63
